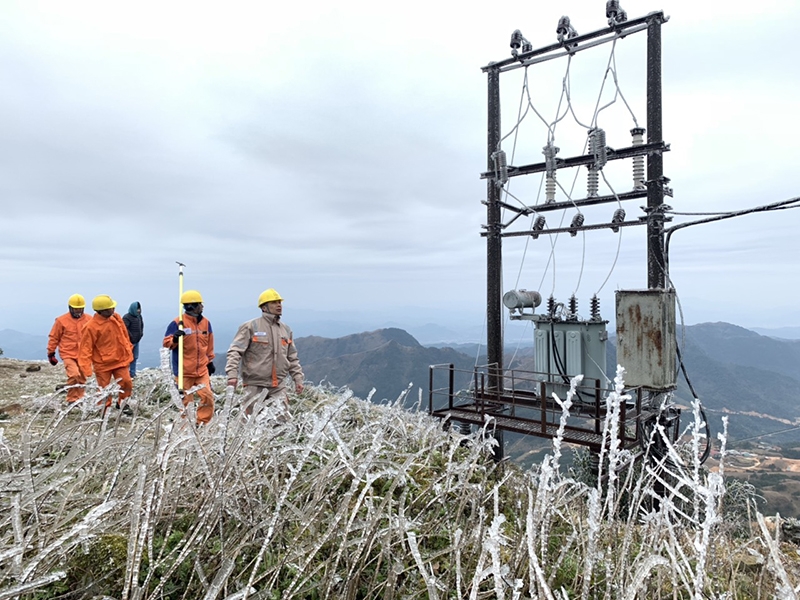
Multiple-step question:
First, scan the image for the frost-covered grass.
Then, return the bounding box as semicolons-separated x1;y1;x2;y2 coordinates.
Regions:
1;361;799;599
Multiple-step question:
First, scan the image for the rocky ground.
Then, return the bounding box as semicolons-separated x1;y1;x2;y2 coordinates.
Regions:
0;357;63;416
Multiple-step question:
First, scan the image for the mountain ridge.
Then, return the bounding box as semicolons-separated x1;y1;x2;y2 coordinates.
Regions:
4;322;800;443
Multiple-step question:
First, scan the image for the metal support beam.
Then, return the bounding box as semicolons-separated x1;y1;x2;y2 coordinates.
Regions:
486;65;503;395
480;141;669;181
646;15;666;289
486;65;504;461
481;11;666;72
490;217;648;238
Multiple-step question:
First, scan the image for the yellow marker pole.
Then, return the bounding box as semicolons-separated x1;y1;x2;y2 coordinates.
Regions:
177;261;185;394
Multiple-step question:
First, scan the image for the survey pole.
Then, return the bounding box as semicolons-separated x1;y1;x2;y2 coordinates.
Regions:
177;261;185;393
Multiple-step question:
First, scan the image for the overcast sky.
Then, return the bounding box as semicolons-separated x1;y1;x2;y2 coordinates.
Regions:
2;0;798;342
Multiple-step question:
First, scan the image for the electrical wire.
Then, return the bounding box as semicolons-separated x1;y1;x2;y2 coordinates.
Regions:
662;270;710;465
505;37;639;305
551;39;634;301
730;425;800;445
503;57;579;367
676;344;711;464
485;65;532;372
609;46;640;127
664;196;800;289
667;205;800;217
589;39;619;129
660;200;800;465
485;16;650;410
593;171;625;296
658;200;800;466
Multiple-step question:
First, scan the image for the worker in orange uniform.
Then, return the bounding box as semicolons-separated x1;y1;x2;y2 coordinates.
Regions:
162;290;216;425
47;294;91;403
78;294;134;415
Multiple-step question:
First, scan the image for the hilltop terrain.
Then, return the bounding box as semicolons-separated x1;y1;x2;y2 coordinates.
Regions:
1;357;799;598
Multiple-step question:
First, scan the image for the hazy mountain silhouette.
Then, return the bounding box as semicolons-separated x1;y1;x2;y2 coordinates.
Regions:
297;328;475;404
682;322;800;381
298;328;421;363
296;322;800;443
4;321;800;444
0;329;47;360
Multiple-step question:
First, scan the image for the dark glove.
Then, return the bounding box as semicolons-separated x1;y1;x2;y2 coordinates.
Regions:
48;353;58;366
207;361;216;375
172;330;185;344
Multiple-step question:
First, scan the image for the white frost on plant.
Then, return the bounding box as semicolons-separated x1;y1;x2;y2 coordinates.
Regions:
406;529;440;600
716;415;729;480
598;366;630;518
550;374;578;474
20;501;117;583
581;487;601;600
2;356;797;598
469;513;509;600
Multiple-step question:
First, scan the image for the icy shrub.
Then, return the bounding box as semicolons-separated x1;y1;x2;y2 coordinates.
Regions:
0;363;797;598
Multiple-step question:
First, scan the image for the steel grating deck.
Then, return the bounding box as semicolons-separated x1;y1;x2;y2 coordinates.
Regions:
431;403;646;451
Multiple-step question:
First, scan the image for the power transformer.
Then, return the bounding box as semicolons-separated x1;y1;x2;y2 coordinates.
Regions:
504;291;609;400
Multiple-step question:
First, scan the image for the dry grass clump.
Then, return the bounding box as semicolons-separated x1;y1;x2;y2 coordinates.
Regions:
0;360;798;599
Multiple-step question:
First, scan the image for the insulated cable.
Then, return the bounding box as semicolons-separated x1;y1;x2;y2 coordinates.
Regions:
593;171;625;296
664;196;800;284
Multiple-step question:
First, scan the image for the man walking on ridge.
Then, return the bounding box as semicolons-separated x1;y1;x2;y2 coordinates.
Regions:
163;290;216;425
47;294;91;403
226;288;305;419
78;294;134;414
123;301;144;378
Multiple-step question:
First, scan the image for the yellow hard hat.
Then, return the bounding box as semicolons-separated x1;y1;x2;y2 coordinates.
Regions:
181;290;204;304
257;288;283;306
92;294;117;311
68;294;86;309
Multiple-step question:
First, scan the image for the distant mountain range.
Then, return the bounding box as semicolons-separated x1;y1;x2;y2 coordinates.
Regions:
3;321;800;445
296;322;800;445
298;328;476;404
749;326;800;340
668;323;800;443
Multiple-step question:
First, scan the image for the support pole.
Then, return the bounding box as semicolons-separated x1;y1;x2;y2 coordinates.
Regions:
486;64;505;462
645;16;669;507
486;65;503;392
646;15;666;289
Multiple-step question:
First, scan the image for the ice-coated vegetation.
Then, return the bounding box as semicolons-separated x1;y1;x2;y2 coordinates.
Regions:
0;359;798;599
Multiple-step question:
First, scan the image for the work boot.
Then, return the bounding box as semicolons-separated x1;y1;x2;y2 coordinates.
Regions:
115;402;134;416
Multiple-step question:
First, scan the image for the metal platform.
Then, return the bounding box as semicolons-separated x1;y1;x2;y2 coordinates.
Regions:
429;364;651;453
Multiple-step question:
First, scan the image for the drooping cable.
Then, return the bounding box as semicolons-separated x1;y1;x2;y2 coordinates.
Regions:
591;41;640;128
497;21;646;370
546;39;628;298
502;57;576;303
535;57;581;297
506;319;532;371
676;344;711;464
659;200;800;456
670;287;711;465
593;171;625;296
